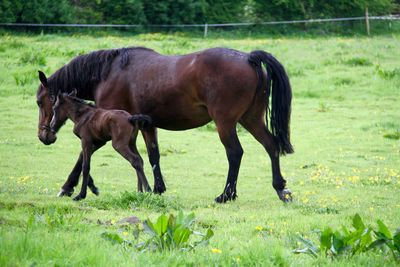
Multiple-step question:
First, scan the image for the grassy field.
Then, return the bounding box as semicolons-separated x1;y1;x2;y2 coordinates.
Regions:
0;31;399;266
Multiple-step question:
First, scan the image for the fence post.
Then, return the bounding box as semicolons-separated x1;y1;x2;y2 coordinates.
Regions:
365;7;370;36
204;23;208;38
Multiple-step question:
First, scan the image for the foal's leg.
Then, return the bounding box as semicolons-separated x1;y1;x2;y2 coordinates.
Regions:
128;132;148;192
142;128;166;194
240;118;292;202
113;142;151;193
214;121;244;203
58;143;105;197
73;140;93;201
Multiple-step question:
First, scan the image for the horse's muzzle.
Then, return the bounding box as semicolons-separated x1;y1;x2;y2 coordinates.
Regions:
38;129;57;145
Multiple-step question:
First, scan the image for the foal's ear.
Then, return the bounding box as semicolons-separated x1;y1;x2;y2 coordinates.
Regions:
68;89;77;97
38;70;48;87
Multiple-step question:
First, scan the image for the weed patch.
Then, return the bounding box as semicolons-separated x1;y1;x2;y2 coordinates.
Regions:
101;212;214;252
344;57;372;67
87;191;182;211
294;214;400;261
19;50;46;66
375;65;400;80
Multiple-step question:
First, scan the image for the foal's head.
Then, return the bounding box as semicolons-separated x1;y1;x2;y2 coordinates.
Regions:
50;90;77;134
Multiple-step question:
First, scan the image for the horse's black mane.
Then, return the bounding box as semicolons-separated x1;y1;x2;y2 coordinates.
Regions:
48;46;153;99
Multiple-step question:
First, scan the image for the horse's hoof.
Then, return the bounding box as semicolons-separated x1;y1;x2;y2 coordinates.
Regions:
89;186;100;196
57;189;74;197
215;192;237;203
277;188;292;203
153;184;166;194
72;194;86;201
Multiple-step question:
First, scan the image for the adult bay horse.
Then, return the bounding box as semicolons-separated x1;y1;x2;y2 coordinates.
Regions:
36;47;294;203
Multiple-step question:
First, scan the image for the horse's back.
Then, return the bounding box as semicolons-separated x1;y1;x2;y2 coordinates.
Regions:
97;47;261;130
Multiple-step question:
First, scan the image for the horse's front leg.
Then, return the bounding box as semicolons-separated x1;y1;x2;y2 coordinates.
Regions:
142;127;166;194
73;140;92;201
58;143;105;197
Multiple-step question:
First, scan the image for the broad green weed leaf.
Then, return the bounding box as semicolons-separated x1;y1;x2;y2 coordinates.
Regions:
143;220;157;237
332;231;345;254
377;220;392;239
352;214;365;231
297;236;319;257
154;214;168;236
394;229;400;252
173;227;191;246
368;239;387;250
205;228;214;240
101;232;124;245
320;227;333;250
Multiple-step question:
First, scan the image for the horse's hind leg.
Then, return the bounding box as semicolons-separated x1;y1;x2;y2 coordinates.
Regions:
113;142;151;193
240;117;292;202
142;128;166;194
214;121;243;203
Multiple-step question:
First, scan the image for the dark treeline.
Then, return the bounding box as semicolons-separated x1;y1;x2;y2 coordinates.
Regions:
0;0;398;25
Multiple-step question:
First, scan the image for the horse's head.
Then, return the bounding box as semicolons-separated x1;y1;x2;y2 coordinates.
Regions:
50;90;76;134
36;71;57;145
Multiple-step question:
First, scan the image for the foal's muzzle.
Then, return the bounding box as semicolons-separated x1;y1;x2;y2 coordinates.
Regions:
38;126;57;145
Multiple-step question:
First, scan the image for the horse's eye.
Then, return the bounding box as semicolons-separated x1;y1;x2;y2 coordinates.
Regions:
36;100;43;107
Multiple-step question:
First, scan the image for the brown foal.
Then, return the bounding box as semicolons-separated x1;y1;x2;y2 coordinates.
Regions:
50;90;152;201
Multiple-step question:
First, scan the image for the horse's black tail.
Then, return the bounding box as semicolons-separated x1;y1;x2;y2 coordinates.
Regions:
129;114;153;130
248;50;294;155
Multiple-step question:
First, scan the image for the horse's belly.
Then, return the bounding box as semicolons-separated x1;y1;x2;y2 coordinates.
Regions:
153;105;212;130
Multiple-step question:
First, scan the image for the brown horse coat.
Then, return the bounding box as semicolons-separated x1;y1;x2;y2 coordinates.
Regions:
37;47;293;203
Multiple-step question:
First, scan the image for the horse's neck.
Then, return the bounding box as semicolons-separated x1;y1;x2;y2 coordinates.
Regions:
65;101;92;124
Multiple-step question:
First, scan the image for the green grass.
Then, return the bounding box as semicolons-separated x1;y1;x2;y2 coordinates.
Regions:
0;31;399;266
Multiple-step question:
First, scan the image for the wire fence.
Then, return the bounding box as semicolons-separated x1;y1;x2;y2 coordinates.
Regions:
1;15;400;36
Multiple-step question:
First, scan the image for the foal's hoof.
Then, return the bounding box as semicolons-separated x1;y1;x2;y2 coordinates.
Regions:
72;194;86;201
89;185;100;196
277;188;292;203
215;192;237;203
57;188;74;197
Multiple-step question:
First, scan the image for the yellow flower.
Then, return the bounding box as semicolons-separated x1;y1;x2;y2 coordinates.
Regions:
369;207;374;212
111;219;116;225
122;231;128;236
211;248;222;254
255;225;263;231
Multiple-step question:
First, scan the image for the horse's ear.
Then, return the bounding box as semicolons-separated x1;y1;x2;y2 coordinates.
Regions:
69;89;77;97
38;71;48;87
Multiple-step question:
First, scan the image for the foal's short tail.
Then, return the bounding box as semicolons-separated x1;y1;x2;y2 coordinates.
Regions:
129;114;153;130
248;50;294;155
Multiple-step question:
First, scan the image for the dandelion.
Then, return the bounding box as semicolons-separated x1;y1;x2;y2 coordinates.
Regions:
255;225;263;231
211;248;222;254
122;231;128;236
369;207;374;212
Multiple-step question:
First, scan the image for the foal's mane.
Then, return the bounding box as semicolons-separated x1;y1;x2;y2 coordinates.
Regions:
67;95;96;108
47;47;153;99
